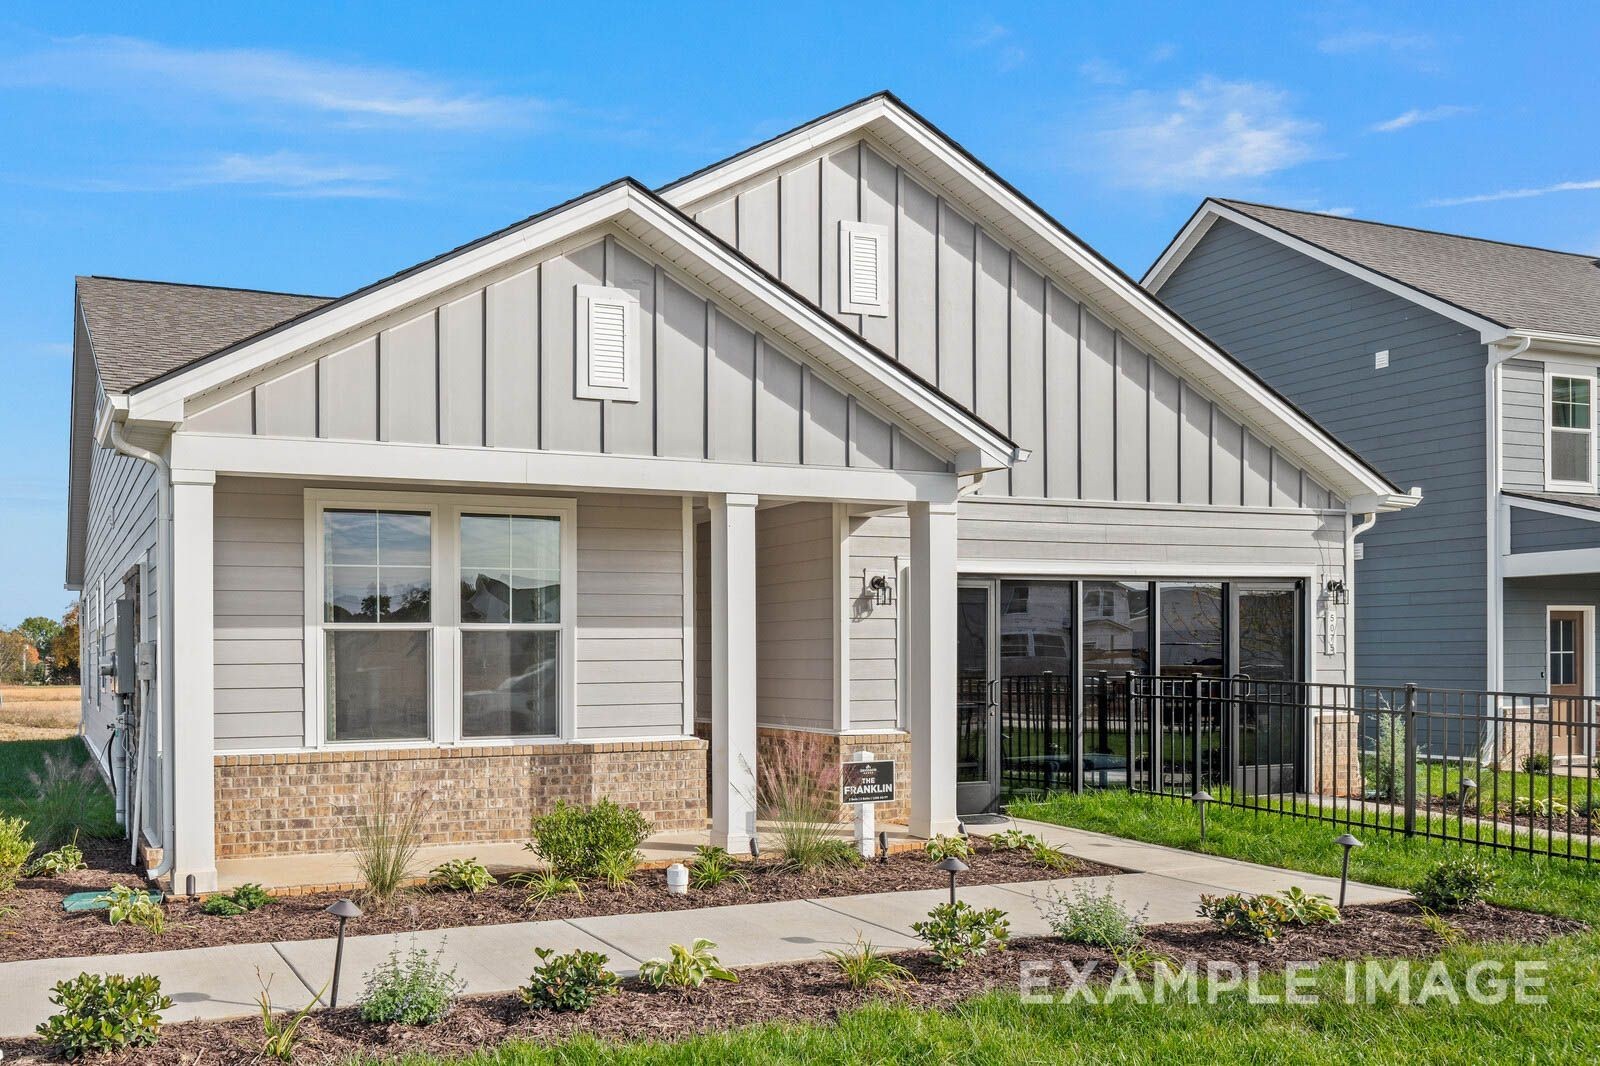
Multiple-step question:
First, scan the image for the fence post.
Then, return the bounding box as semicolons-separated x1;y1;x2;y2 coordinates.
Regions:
1402;683;1418;837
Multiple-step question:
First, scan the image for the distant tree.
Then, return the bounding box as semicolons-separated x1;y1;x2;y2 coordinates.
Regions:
0;630;29;683
15;616;63;662
53;604;81;683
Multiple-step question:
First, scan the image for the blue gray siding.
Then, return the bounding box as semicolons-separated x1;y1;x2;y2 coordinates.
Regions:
1509;504;1600;554
1158;218;1489;689
687;141;1333;509
1502;360;1544;492
1504;576;1600;692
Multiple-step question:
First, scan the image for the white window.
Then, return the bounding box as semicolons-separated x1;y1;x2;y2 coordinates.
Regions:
307;491;576;748
1547;364;1596;490
839;221;888;317
575;285;640;402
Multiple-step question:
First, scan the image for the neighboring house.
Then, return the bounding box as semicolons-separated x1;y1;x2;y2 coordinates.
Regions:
1148;199;1600;715
67;94;1409;891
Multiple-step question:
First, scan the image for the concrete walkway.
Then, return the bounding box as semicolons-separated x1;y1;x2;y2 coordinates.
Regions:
1;820;1405;1039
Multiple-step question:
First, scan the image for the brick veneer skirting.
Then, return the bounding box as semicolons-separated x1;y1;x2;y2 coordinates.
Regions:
214;739;708;859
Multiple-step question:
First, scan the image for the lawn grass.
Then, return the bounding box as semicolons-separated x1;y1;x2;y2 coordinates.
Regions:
0;736;118;841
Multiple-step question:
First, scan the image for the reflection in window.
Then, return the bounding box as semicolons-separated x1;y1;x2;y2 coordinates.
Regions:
1238;588;1299;681
1081;581;1151;677
459;514;562;738
1158;582;1224;677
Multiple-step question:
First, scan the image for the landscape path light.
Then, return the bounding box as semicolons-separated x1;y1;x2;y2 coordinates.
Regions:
324;898;362;1009
1459;778;1477;807
936;855;968;906
1334;834;1362;910
1191;791;1214;843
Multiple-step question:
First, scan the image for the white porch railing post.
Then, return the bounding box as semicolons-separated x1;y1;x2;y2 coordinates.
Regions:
170;469;218;893
908;500;959;838
709;492;759;853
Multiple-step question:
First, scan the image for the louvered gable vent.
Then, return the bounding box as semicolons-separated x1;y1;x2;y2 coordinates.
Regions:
839;221;888;317
575;285;640;402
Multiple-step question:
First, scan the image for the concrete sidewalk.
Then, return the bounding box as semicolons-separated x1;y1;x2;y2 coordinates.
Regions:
1;820;1406;1039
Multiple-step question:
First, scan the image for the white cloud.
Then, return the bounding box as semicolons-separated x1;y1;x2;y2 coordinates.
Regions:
1091;77;1320;192
27;152;400;198
1318;29;1435;55
1371;105;1473;133
6;35;547;130
1078;58;1127;86
1428;179;1600;207
966;21;1027;71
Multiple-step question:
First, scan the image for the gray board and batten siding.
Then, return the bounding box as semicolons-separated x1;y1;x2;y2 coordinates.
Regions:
685;138;1336;511
1156;217;1490;691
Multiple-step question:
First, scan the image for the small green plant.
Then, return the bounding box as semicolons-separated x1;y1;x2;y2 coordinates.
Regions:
989;827;1035;850
1413;854;1495;912
688;844;748;889
521;947;621;1012
1109;944;1174;976
0;815;35;893
1197;892;1292;943
200;882;273;917
428;857;497;893
358;940;466;1026
527;798;652;881
1417;907;1463;946
1522;751;1553;773
758;731;852;871
25;833;85;877
1276;886;1341;926
596;846;641;890
257;971;326;1062
825;937;913;991
1041;885;1146;949
36;971;172;1058
23;752;109;850
98;884;166;934
352;774;430;910
923;834;972;862
1364;712;1404;800
1512;795;1567;817
911;901;1011;970
638;938;739;990
516;871;583;912
1027;839;1075;871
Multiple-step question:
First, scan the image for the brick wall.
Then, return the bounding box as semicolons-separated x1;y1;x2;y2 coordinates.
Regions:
214;739;708;859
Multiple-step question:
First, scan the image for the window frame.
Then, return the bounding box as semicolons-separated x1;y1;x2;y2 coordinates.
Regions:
304;489;577;750
1545;362;1597;492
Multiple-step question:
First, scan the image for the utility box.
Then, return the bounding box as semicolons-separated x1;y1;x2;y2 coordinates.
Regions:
114;598;138;696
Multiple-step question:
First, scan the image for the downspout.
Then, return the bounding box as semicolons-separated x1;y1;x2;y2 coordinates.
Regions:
101;413;175;884
1484;335;1533;762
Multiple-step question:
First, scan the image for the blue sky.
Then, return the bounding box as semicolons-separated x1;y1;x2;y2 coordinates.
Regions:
2;2;1596;624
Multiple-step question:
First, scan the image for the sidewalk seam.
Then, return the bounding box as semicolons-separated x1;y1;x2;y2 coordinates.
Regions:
559;918;645;968
269;941;324;1005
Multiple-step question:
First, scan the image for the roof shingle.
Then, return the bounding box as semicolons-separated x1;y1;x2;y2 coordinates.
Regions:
1217;200;1600;339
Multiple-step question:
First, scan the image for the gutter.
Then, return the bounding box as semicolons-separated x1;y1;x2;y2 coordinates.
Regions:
95;400;175;883
1485;334;1534;696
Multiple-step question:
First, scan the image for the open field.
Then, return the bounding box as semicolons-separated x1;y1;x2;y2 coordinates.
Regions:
0;684;79;741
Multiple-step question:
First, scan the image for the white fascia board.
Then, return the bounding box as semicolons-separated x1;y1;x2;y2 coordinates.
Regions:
168;432;963;505
663;103;1399;502
1503;547;1600;578
1145;201;1508;344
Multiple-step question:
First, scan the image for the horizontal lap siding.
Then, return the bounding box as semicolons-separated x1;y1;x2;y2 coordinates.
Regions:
756;503;835;730
1502;360;1544;492
1509;506;1600;554
690;139;1329;509
1504;575;1600;692
848;514;903;728
191;234;947;476
1159;219;1487;689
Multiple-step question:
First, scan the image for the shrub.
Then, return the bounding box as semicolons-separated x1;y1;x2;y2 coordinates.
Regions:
26;835;85;877
1414;854;1495;912
352;775;430;910
527;799;651;881
1041;885;1145;949
428;858;496;893
1364;712;1404;799
688;844;748;889
1522;752;1553;773
257;972;323;1062
1512;795;1567;817
200;883;273;917
516;871;583;912
596;846;640;891
521;947;621;1012
0;815;34;894
638;938;738;991
1276;886;1340;926
23;752;109;850
911;901;1010;970
359;940;466;1026
36;972;172;1058
923;834;971;862
1197;892;1291;943
825;937;913;991
758;731;851;871
98;884;166;934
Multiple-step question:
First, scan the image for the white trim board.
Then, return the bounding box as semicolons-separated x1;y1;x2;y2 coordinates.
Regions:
1503;548;1600;579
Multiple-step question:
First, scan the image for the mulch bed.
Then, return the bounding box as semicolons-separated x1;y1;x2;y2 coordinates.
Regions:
0;839;1117;963
1422;798;1596;837
0;900;1580;1065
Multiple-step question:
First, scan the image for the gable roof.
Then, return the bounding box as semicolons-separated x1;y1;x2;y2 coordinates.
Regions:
78;276;331;393
660;91;1407;504
1145;198;1600;341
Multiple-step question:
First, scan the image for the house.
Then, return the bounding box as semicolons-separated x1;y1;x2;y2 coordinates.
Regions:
1148;200;1600;718
67;94;1411;891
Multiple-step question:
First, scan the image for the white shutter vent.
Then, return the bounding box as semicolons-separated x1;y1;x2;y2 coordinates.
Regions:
576;285;640;403
839;221;889;317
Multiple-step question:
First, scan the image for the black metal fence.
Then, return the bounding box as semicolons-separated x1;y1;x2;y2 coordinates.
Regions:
1124;675;1600;862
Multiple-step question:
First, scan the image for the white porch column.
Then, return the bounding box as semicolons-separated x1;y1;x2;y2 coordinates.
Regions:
170;470;217;892
907;500;960;838
709;492;758;852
